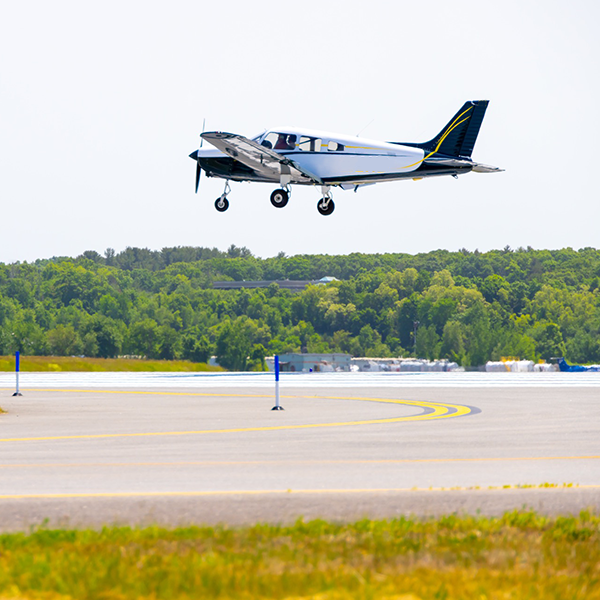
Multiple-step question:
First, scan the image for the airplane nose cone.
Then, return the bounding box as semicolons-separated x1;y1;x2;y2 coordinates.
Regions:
189;150;199;160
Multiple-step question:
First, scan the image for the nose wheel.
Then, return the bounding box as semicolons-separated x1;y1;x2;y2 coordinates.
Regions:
317;186;335;215
214;181;231;212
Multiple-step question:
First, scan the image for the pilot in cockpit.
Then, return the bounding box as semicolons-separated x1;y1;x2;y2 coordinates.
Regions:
286;135;297;150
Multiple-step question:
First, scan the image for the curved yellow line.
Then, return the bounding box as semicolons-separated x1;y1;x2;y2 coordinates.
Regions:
402;105;473;170
0;391;472;443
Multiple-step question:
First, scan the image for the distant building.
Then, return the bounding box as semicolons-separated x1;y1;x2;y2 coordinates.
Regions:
272;353;351;372
351;358;462;372
212;277;339;291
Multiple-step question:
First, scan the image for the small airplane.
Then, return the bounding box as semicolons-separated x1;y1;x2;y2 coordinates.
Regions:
189;100;503;216
556;357;600;373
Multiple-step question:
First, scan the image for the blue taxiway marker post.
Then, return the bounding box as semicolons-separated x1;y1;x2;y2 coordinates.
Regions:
271;355;284;410
13;350;23;396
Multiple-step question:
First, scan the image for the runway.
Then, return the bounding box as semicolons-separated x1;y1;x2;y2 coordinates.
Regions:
0;373;599;530
2;370;600;388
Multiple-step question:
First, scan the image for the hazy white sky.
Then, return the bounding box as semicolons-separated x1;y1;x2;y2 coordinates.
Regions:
1;0;599;263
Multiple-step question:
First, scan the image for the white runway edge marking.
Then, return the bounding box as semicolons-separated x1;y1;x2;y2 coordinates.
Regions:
2;371;600;389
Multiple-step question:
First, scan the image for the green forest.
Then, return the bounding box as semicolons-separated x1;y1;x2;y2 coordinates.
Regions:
1;245;600;370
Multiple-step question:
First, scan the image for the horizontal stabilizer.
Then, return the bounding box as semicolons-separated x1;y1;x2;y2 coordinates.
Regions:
471;162;504;173
423;157;473;168
424;156;504;173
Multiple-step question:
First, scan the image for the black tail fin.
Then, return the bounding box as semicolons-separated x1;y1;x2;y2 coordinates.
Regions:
405;100;489;158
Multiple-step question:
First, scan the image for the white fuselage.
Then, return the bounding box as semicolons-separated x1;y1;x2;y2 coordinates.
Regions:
198;126;425;185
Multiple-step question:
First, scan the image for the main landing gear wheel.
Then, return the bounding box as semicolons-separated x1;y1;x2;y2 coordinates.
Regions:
317;198;335;216
270;188;289;208
215;196;229;212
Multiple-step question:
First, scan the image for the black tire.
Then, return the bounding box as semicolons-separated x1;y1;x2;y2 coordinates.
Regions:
317;198;335;216
215;197;229;212
270;188;289;208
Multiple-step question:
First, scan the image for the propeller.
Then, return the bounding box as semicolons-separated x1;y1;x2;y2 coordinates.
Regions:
195;158;201;193
194;118;206;194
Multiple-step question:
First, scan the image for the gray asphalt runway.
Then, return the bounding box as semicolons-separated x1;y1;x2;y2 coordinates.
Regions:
0;384;598;531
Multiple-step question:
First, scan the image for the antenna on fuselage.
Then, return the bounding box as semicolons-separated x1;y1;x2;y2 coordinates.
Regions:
356;118;375;137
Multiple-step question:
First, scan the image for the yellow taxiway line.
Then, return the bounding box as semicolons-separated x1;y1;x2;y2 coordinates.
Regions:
0;390;472;443
1;486;599;501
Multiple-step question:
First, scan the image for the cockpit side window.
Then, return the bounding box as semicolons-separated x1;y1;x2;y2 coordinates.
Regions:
298;136;322;152
327;141;344;152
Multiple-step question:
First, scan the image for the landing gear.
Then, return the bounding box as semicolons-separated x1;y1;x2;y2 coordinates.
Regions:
215;181;230;212
317;198;335;215
215;196;229;212
270;188;289;208
271;172;292;209
317;186;335;216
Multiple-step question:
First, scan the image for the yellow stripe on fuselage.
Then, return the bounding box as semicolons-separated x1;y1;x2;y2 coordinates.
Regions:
401;105;473;170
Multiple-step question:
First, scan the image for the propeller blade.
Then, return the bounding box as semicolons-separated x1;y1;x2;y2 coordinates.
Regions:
194;120;206;193
195;160;201;193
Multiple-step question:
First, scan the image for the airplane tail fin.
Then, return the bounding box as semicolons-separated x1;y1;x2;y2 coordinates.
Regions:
412;100;489;158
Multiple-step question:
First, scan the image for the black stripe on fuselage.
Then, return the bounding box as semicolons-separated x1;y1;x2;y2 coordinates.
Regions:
198;156;472;185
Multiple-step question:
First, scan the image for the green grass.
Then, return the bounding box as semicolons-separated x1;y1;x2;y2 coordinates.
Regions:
0;355;223;372
0;511;599;599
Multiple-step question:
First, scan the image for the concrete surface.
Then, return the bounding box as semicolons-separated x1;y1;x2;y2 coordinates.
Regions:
0;384;598;530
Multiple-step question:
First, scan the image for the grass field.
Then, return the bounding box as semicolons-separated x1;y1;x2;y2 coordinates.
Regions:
0;511;598;599
0;355;223;372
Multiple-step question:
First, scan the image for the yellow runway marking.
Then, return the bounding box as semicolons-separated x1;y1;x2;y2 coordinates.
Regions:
2;486;599;501
0;391;473;443
1;456;598;469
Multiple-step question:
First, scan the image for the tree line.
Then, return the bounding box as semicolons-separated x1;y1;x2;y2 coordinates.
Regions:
1;245;599;370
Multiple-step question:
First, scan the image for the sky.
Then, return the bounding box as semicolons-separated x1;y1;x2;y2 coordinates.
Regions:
1;0;599;264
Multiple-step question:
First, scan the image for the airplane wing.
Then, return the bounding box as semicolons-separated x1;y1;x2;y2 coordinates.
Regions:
201;132;322;184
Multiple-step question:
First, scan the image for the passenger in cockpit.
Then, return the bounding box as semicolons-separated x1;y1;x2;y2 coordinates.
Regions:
274;134;289;150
